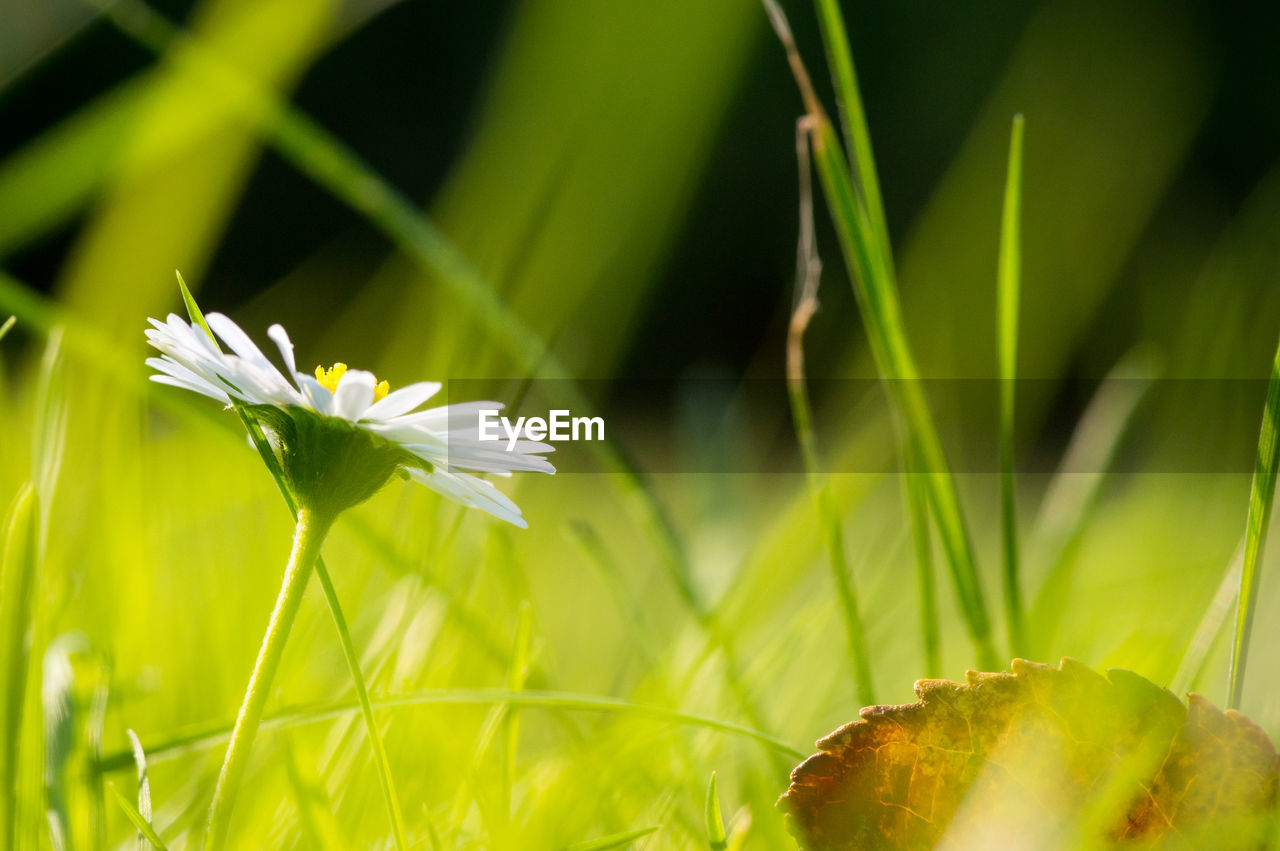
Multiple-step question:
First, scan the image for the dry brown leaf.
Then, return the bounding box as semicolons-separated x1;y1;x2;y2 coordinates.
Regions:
780;658;1278;849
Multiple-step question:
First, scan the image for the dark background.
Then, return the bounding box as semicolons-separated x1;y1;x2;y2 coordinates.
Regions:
6;0;1278;380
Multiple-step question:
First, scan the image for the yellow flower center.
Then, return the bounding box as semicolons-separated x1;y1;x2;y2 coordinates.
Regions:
315;362;390;402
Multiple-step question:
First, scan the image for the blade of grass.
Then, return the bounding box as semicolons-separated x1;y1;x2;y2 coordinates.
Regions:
280;736;347;851
803;0;953;676
903;443;941;676
786;116;874;704
446;602;534;841
175;275;411;851
997;114;1026;655
501;602;534;826
125;729;153;851
0;484;38;849
705;773;727;851
1227;330;1280;708
1027;349;1155;653
810;0;890;262
87;668;110;849
763;0;996;667
108;783;169;850
0;316;14;342
95;688;809;773
563;825;659;851
1170;539;1243;696
43;636;83;850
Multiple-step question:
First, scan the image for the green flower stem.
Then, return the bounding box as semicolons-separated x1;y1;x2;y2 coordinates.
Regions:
174;273;410;849
205;506;333;851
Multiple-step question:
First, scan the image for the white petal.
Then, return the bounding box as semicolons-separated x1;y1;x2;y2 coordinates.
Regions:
207;313;279;375
406;467;526;528
360;381;442;421
406;439;556;475
372;401;504;440
331;370;375;421
267;324;297;377
294;374;334;416
146;356;217;389
150;373;230;403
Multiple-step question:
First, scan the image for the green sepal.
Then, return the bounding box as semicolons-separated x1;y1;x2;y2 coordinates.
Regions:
244;405;429;518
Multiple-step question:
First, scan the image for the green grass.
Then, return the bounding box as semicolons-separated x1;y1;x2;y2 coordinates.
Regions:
1228;331;1280;708
0;0;1278;848
997;115;1026;656
766;0;996;668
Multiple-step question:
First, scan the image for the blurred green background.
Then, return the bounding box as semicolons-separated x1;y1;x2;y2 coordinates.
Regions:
2;0;1280;847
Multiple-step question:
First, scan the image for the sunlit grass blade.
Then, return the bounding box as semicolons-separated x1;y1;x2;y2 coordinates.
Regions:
281;737;347;851
786;115;874;703
125;729;153;851
95;688;808;773
903;443;941;676
1027;349;1155;652
502;602;534;825
811;0;890;262
564;825;659;850
998;114;1026;655
32;328;67;547
108;783;169;850
0;316;13;342
1170;540;1243;696
447;602;535;840
43;636;82;849
705;773;727;851
174;275;411;851
1227;330;1280;708
763;0;995;667
0;484;37;849
86;670;110;849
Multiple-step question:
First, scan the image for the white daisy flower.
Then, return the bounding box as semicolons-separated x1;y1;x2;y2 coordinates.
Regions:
145;312;554;527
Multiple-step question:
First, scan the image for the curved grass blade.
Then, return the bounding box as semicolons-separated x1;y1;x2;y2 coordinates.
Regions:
763;0;995;667
564;825;659;851
810;0;890;263
95;688;808;773
1227;330;1280;708
998;114;1026;655
125;729;153;851
903;443;940;677
0;316;14;342
1170;539;1243;696
502;602;534;823
786;114;874;704
1027;349;1155;653
43;635;83;850
705;773;727;851
281;736;347;851
175;276;410;851
32;327;68;569
0;484;37;849
108;783;169;850
446;603;535;840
